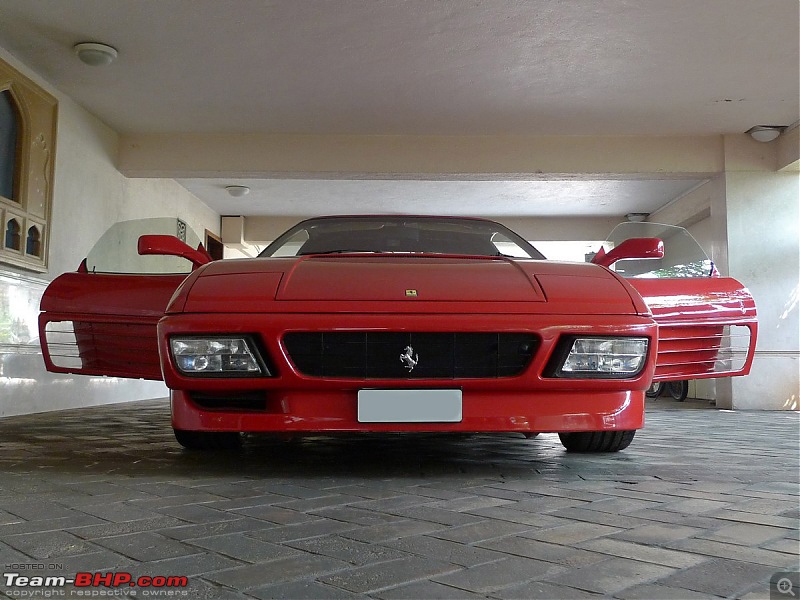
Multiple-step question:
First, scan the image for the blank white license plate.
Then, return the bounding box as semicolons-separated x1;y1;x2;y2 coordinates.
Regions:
357;389;463;423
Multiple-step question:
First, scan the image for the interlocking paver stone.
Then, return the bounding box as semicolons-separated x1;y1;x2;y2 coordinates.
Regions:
230;504;316;524
186;532;300;562
384;505;484;526
149;503;240;524
206;554;349;589
382;534;506;567
288;535;409;566
319;556;460;594
67;515;187;539
490;580;602;599
93;531;202;562
251;580;362;599
464;505;570;527
667;537;799;567
3;531;96;560
521;521;621;544
135;551;243;577
341;518;446;543
701;522;795;546
542;556;677;595
654;557;781;597
432;556;566;593
710;508;799;529
311;505;405;526
0;398;796;599
613;583;716;599
159;516;278;541
609;522;703;544
429;519;532;544
576;537;709;568
0;541;37;564
477;536;607;568
376;580;489;599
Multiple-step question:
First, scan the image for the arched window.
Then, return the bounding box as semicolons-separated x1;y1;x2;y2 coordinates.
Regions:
26;224;41;256
0;59;57;272
0;89;18;201
5;218;20;251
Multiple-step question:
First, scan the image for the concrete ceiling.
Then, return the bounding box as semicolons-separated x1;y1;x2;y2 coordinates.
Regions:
0;0;796;217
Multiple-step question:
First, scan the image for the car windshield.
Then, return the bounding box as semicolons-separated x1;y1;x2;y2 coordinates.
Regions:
259;216;545;259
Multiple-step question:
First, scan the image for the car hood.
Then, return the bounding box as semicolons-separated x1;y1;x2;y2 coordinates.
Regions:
175;255;645;315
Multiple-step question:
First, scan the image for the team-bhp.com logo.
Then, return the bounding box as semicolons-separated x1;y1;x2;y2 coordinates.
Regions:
4;571;188;596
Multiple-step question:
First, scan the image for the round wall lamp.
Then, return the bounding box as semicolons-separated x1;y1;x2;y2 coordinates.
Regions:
225;185;251;197
746;126;783;143
73;42;118;66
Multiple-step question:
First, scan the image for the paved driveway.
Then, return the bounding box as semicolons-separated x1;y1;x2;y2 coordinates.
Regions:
0;398;797;599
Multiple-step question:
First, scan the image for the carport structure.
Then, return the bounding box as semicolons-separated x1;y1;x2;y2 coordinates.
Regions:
0;1;798;598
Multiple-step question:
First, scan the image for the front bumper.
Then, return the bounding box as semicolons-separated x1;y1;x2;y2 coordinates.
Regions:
159;312;656;434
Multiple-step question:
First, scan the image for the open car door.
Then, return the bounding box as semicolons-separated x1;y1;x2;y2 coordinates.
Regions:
39;218;211;380
593;222;757;382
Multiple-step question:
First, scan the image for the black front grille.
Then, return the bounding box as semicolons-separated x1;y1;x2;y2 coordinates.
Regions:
284;332;538;379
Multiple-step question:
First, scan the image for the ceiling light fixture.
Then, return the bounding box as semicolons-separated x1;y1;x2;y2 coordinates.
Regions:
73;42;118;66
746;126;783;143
626;213;649;222
225;185;250;197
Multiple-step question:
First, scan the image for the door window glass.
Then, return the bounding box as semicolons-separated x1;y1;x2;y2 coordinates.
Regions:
85;218;202;274
602;222;713;278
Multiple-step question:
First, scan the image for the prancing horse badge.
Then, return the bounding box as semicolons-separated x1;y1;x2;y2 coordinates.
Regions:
400;345;419;372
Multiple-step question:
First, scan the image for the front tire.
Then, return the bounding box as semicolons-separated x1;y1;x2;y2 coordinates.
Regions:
667;380;689;402
558;430;636;452
174;429;242;451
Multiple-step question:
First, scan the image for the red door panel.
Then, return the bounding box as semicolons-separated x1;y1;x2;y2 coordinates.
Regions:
628;277;757;382
39;272;188;380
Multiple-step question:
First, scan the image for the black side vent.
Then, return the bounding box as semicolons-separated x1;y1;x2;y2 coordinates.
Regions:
190;392;266;411
284;332;538;379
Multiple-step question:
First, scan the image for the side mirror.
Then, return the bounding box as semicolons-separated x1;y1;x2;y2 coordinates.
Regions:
138;235;212;269
591;237;664;268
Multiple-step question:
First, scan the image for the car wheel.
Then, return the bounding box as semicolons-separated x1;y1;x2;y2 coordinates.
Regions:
667;380;689;402
174;429;242;451
558;430;636;452
645;382;665;398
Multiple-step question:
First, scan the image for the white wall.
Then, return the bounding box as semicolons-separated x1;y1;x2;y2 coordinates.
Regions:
0;48;220;417
724;169;799;410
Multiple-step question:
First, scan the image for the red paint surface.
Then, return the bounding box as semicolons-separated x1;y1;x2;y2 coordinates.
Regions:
39;252;757;434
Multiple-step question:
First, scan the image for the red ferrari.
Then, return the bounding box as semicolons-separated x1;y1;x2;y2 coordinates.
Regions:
38;216;757;452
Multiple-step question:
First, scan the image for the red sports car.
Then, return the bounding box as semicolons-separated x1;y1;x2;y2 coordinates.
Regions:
38;216;757;452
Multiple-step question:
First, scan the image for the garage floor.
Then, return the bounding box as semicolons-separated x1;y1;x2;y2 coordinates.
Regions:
0;399;797;600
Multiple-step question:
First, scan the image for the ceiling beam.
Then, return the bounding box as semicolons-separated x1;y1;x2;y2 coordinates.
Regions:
119;133;724;179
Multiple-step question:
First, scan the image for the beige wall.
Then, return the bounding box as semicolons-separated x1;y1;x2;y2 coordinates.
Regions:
0;48;220;417
651;137;799;409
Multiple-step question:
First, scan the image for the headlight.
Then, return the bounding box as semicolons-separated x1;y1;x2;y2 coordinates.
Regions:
170;336;268;377
554;337;648;378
